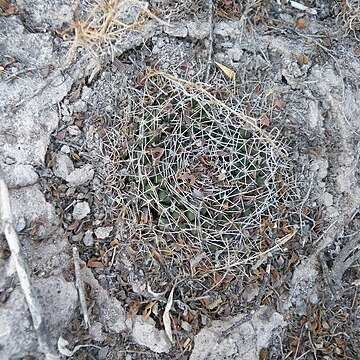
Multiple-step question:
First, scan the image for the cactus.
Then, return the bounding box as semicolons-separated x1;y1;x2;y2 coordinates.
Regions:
101;73;294;284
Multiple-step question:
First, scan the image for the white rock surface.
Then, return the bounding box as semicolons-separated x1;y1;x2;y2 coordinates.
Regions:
81;267;127;334
2;164;38;189
0;276;77;360
94;226;113;240
72;201;90;220
66;164;95;186
187;21;211;40
53;153;74;180
8;185;57;235
190;307;286;360
130;316;172;354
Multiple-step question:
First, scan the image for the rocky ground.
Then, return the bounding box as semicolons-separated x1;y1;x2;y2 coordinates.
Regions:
0;0;359;359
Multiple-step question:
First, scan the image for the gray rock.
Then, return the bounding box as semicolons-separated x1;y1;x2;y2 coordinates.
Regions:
187;21;211;40
2;164;38;189
190;307;286;360
164;23;188;38
0;17;54;67
83;230;95;246
72;201;90;220
53;153;74;180
89;321;106;342
35;276;78;339
94;226;113;240
60;145;71;154
81;267;127;334
130;316;172;354
67;125;81;136
0;287;38;359
4;185;57;236
15;0;73;31
14;217;27;232
0;276;77;360
66;164;94;186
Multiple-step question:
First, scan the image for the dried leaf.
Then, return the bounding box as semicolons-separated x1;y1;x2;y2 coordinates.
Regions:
142;301;156;320
112;58;126;72
163;285;175;343
288;252;299;267
322;320;330;330
147;147;165;166
206;296;222;310
69;88;81;103
87;258;104;268
274;99;286;109
182;337;192;350
56;129;67;140
128;301;140;317
214;61;236;80
259;114;270;127
297;53;309;65
110;239;119;247
295;18;308;28
0;0;18;16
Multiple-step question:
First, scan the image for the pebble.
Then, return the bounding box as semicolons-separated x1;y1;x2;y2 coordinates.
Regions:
67;125;81;136
14;217;26;232
66;164;94;186
72;201;90;220
83;230;95;246
53;153;74;180
60;145;71;154
94;226;113;240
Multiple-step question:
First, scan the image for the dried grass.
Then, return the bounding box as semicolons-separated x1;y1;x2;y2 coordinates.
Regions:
337;0;360;39
63;0;171;80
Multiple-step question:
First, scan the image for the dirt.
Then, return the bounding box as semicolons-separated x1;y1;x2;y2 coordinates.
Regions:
0;0;359;359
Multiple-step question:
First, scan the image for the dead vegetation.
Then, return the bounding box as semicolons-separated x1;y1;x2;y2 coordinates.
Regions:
95;65;299;308
62;0;171;80
337;0;360;39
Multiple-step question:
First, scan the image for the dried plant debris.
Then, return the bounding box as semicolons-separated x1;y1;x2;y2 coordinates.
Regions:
337;0;360;38
96;70;298;302
62;0;172;78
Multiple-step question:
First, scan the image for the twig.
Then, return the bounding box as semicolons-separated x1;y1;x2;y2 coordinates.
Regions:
0;166;58;359
331;233;360;286
318;253;336;297
73;246;91;329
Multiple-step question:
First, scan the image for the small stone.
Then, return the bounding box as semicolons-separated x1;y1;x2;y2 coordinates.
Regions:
3;164;38;189
14;217;26;232
72;201;90;220
60;145;71;154
4;156;16;165
66;164;94;186
53;154;74;180
72;99;87;113
323;192;333;207
131;316;171;353
72;232;83;243
187;21;211;40
89;322;106;342
67;125;81;136
164;23;188;38
181;321;192;332
94;226;113;240
83;230;94;246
